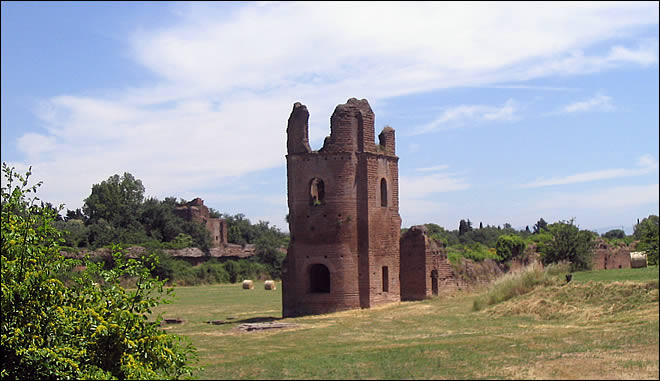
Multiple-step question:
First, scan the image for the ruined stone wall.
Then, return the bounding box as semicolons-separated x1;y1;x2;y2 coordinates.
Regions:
174;198;227;248
361;154;401;307
400;226;466;300
592;241;631;270
284;151;361;316
400;226;430;300
283;98;401;317
61;243;256;266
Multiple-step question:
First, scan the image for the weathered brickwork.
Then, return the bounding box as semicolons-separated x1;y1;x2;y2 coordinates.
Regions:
173;198;228;248
592;240;631;270
283;98;402;317
400;225;473;300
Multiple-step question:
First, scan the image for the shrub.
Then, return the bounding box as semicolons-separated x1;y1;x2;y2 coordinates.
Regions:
1;163;197;379
541;219;595;271
495;234;526;262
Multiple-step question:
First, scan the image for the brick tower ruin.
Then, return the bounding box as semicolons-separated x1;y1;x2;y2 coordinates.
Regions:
282;98;402;317
173;198;228;248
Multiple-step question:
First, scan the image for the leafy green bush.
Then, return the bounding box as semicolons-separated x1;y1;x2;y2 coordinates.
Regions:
1;164;197;379
463;242;500;262
541;219;595;271
495;234;526;262
145;250;270;286
634;215;659;266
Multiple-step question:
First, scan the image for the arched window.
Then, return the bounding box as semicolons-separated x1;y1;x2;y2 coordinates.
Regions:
310;178;325;206
309;264;330;293
380;178;388;207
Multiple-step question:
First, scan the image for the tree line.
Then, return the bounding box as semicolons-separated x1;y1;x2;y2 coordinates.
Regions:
49;172;289;282
28;170;660;277
414;215;658;271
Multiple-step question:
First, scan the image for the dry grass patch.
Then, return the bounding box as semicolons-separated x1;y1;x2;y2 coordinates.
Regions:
485;281;659;321
497;345;659;380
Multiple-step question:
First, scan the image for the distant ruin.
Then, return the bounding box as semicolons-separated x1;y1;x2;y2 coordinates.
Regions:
592;239;632;270
61;197;258;265
173;198;228;248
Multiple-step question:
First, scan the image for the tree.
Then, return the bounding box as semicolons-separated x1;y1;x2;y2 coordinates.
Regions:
425;223;459;246
1;164;197;379
458;219;469;236
602;229;626;240
541;218;595;271
40;201;64;221
83;172;145;226
65;208;86;222
53;219;90;248
533;218;548;234
495;234;526;262
634;215;659;266
254;233;287;279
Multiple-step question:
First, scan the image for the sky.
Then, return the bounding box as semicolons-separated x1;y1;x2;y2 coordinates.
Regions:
2;1;658;235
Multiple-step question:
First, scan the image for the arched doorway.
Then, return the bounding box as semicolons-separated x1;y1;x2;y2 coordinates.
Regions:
309;264;330;293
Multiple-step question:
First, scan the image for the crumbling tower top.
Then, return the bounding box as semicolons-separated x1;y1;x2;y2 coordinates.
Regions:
287;98;396;156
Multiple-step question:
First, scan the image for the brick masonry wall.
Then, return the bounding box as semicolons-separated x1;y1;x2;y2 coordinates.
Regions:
592;241;631;270
400;227;428;300
400;226;495;300
174;198;227;247
283;98;401;317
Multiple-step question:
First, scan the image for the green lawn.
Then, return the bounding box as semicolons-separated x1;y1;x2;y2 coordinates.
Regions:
573;265;658;283
152;276;659;379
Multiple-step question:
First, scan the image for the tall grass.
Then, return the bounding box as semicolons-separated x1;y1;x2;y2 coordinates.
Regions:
472;262;570;311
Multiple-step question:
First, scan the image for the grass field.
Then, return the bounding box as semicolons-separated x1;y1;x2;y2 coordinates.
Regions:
572;265;659;283
153;267;659;379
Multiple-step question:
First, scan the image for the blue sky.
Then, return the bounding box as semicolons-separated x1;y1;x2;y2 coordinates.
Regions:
2;1;658;234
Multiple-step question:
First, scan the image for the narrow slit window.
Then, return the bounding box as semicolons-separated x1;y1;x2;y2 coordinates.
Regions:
380;178;388;207
382;266;389;292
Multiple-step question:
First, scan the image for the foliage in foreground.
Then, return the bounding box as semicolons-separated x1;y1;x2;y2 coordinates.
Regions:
1;164;197;379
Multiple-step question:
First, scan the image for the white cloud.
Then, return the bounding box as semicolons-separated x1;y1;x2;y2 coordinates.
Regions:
514;39;659;79
9;2;659;215
533;184;659;211
520;154;658;188
399;199;454;229
416;165;450;172
412;99;520;135
562;93;614;113
408;143;421;153
400;166;470;199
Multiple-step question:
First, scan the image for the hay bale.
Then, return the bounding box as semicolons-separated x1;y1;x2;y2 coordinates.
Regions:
264;280;277;290
630;252;648;268
242;279;254;289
